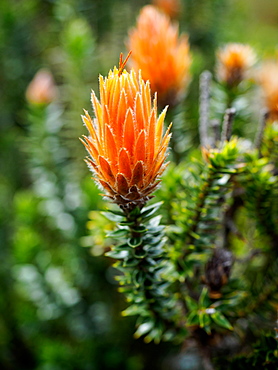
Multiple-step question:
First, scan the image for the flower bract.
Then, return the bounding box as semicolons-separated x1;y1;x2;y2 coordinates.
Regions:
216;43;256;87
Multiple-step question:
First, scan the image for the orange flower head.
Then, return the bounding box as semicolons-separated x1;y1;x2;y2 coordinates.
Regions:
258;59;278;121
26;69;58;105
152;0;181;19
127;5;191;108
81;53;172;211
216;43;256;87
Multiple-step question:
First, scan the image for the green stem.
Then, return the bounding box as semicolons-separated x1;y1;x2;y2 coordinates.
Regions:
107;202;179;342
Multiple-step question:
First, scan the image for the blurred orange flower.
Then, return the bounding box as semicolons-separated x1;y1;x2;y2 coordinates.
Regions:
26;69;58;105
152;0;181;19
127;5;191;108
81;54;171;211
216;43;256;87
258;59;278;121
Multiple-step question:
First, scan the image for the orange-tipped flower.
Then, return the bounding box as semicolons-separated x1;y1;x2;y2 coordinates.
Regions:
216;43;256;87
81;54;172;211
127;5;191;108
258;59;278;121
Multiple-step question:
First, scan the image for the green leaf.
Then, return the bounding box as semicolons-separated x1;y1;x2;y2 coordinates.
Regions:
219;168;237;174
216;174;231;185
128;236;142;247
133;270;146;286
101;211;123;222
144;327;163;344
146;226;164;235
148;215;162;227
140;202;163;218
129;206;141;217
134;321;154;338
131;225;147;233
187;312;199;326
189;231;200;240
119;220;135;226
105;250;129;259
134;248;147;259
198;311;211;329
107;228;129;238
123;258;140;267
143;235;162;245
185;296;198;311
106;208;125;216
211;312;233;330
122;304;143;317
199;287;210;308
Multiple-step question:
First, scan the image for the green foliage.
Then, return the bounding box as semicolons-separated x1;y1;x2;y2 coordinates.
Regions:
1;0;278;369
215;335;278;369
104;202;180;344
243;152;278;246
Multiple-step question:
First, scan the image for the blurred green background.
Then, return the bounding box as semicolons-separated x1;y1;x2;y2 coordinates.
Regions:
0;0;277;369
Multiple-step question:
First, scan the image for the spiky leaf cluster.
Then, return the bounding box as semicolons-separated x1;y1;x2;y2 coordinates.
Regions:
104;202;180;343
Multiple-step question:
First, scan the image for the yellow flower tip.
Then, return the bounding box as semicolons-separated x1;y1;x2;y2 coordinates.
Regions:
216;43;256;87
257;58;278;121
81;55;171;211
127;5;191;108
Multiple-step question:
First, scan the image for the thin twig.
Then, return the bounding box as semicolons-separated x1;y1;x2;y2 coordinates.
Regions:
199;71;212;148
275;309;278;341
221;107;236;144
254;108;269;153
210;119;221;147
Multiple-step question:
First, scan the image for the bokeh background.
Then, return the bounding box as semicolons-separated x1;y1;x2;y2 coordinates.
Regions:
1;0;278;369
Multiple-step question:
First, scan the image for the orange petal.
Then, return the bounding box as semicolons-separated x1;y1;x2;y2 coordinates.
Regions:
116;173;129;195
108;76;120;120
90;93;103;133
118;148;132;179
123;108;135;157
160;124;172;149
143;180;161;196
131;160;144;188
80;136;99;159
98;156;115;185
84;157;97;171
135;130;146;163
134;92;145;132
155;106;168;147
81;111;98;143
146;108;156;165
125;70;139;105
99;180;117;195
148;152;168;183
142;80;151;118
105;124;118;168
103;104;110;126
99;75;106;106
115;89;128;144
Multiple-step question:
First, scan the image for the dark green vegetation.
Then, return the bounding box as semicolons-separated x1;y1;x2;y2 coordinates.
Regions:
1;0;277;369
